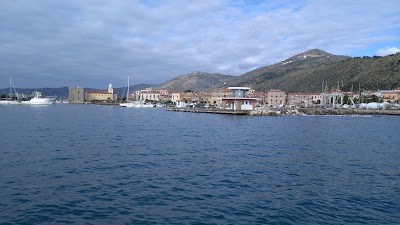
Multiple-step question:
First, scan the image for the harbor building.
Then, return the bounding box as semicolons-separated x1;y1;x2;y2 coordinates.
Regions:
266;90;287;107
138;89;170;102
86;83;117;102
381;91;400;103
210;88;231;107
221;87;259;111
68;87;85;104
140;90;161;101
287;93;320;108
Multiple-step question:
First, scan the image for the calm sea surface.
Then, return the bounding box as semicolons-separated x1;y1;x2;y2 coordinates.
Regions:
1;104;399;224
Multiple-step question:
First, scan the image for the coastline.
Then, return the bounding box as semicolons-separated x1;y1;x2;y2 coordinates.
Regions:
298;108;400;116
167;107;400;116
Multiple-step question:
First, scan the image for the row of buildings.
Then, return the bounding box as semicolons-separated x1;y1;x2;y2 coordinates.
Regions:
68;83;400;108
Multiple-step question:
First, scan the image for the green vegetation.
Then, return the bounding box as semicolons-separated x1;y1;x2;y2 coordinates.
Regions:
226;49;400;92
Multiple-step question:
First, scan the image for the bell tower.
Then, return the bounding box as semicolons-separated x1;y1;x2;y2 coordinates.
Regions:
108;83;113;94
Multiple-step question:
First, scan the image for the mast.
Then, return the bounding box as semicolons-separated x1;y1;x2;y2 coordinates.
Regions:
9;77;12;98
127;77;130;101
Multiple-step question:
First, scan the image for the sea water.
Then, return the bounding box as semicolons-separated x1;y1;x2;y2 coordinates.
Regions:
1;104;399;224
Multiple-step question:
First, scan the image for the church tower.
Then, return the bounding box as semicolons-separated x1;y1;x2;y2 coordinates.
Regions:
108;83;113;94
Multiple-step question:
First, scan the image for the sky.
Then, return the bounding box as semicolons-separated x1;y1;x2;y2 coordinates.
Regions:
1;0;399;88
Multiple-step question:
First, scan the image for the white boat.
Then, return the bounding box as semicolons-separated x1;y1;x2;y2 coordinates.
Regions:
21;91;55;105
124;101;152;107
136;102;155;107
119;77;135;107
0;99;19;105
118;77;158;108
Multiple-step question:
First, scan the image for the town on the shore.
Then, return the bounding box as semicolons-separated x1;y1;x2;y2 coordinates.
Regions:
67;83;400;115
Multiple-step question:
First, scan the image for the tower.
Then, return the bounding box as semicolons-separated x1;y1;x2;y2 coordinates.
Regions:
108;83;113;94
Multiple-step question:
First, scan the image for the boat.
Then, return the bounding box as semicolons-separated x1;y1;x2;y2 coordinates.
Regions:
118;77;159;108
0;77;19;105
21;91;55;105
119;77;135;107
135;101;155;107
0;98;19;105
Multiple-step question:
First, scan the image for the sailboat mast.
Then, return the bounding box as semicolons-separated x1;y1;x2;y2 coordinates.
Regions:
127;77;130;101
9;77;12;97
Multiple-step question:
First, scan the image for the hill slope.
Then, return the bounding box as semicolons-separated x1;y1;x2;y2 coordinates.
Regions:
226;49;400;92
154;72;235;91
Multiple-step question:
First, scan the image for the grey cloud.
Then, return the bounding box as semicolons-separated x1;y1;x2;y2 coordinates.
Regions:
0;0;399;88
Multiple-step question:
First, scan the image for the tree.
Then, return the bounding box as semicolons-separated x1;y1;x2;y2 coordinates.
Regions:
370;94;380;103
343;95;349;104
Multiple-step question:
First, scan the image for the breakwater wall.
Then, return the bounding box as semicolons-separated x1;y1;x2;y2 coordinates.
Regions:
167;107;400;116
251;108;400;116
166;107;250;115
299;108;400;116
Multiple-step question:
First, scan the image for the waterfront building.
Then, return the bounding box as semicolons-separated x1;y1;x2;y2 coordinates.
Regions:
140;91;161;101
381;91;400;103
210;88;231;107
171;92;182;103
221;87;259;111
199;93;212;104
170;92;200;103
287;93;320;108
139;89;169;102
249;91;267;106
68;87;84;104
86;83;117;102
182;92;200;103
159;94;172;103
266;90;287;107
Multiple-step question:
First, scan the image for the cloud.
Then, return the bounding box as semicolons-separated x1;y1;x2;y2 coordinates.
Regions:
0;0;399;88
376;47;400;56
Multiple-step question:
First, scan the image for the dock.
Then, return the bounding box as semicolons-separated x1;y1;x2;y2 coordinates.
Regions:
166;107;250;115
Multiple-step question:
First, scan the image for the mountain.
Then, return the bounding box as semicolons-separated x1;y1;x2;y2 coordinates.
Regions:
225;49;400;92
154;72;235;91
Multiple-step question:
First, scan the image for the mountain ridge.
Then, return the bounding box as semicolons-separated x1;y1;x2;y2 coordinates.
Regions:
153;72;235;91
224;49;399;92
2;49;399;96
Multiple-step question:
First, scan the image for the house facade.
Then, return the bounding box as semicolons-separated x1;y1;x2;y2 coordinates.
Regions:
221;87;259;111
85;83;117;102
381;91;400;103
287;93;320;107
266;90;286;107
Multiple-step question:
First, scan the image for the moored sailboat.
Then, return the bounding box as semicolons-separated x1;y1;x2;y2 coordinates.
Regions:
0;77;19;105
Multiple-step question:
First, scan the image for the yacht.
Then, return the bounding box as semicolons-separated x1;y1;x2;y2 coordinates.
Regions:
21;91;55;105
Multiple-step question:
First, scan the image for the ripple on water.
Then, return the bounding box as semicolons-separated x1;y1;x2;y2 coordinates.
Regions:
0;106;400;224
